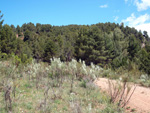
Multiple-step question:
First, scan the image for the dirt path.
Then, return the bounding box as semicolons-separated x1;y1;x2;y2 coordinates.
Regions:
94;78;150;113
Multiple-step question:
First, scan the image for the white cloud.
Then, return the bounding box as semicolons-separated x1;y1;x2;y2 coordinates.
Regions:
122;13;150;35
135;0;150;11
134;23;150;35
125;0;128;3
114;16;119;21
100;4;108;8
122;13;150;26
122;13;136;26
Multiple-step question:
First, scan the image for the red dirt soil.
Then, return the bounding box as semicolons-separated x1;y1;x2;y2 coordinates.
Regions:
94;78;150;113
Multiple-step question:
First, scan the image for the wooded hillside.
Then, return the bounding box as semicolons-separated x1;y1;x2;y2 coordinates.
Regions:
0;11;150;75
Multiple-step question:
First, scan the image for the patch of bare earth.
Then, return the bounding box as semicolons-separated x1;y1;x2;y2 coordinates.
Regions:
94;78;150;113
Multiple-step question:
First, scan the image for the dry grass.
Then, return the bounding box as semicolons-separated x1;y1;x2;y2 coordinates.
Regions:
107;79;136;109
0;59;124;112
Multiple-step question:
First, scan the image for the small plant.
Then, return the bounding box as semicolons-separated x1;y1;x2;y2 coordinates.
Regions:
139;74;150;87
80;80;87;88
108;78;136;109
4;85;12;112
24;83;32;88
131;108;136;112
39;85;51;112
0;61;18;112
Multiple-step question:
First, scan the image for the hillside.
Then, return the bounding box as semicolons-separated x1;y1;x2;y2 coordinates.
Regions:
0;58;126;113
1;20;150;75
1;10;150;112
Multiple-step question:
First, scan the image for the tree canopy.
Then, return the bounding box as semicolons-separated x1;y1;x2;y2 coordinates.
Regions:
0;10;150;75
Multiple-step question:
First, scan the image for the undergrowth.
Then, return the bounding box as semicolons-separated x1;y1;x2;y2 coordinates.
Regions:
101;62;150;88
0;58;125;113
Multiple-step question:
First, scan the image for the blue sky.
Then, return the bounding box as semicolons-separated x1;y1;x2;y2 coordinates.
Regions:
0;0;150;35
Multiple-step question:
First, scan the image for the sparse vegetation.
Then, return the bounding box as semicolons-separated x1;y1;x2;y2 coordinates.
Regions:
0;58;125;112
107;78;137;109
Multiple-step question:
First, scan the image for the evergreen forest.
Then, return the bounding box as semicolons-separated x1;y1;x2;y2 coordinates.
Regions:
0;11;150;75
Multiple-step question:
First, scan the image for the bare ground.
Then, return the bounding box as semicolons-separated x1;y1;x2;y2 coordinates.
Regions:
94;78;150;113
